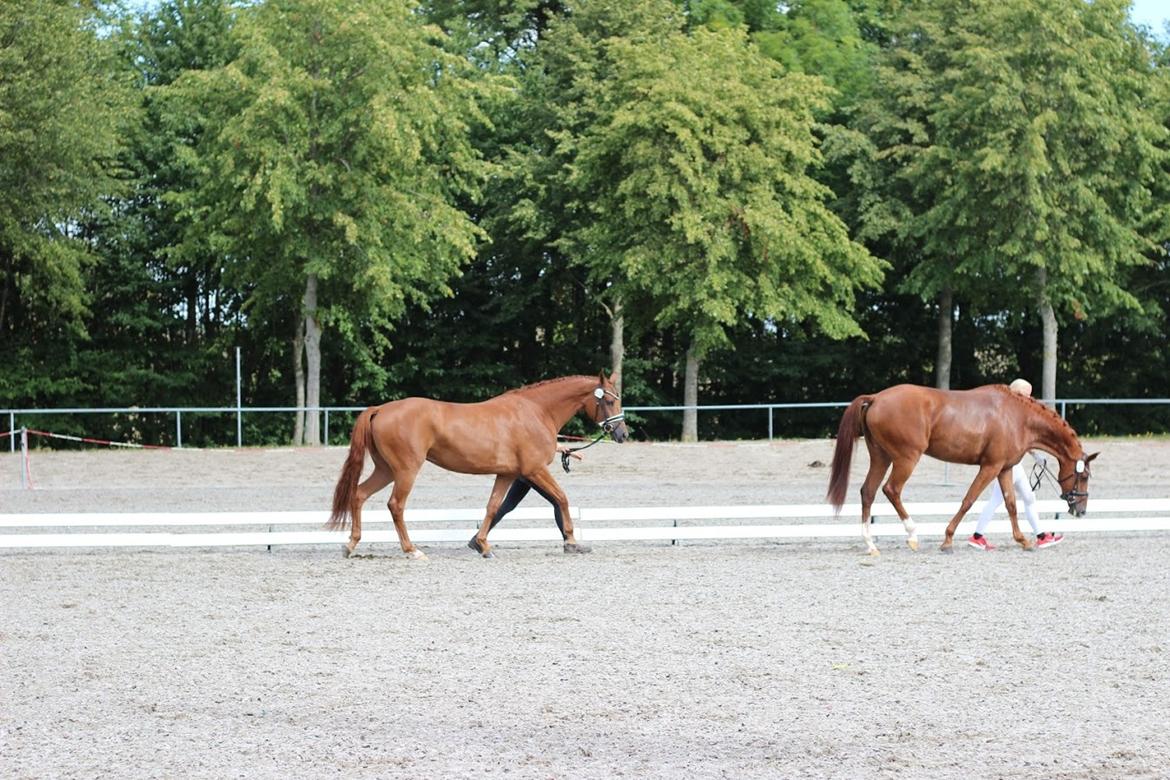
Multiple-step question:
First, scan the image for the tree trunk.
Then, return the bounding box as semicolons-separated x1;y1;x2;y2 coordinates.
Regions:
292;311;305;446
610;297;624;392
935;286;953;390
303;274;322;446
185;273;198;345
1038;268;1058;405
0;256;11;336
682;341;699;442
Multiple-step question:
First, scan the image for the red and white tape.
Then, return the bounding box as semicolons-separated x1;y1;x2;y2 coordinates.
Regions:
25;429;172;450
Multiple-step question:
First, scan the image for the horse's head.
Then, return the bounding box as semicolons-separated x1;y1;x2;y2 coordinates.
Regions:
1057;451;1099;516
592;371;629;443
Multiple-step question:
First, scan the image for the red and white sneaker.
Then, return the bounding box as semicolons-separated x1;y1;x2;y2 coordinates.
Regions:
967;534;996;551
1036;532;1064;548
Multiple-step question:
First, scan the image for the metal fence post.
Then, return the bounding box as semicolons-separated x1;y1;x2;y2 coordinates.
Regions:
176;410;183;449
324;409;330;446
235;347;243;448
8;412;13;453
20;426;28;489
768;407;773;441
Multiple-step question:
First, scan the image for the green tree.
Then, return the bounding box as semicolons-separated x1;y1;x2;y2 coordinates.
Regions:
472;0;675;397
0;0;137;402
857;0;1168;398
568;20;884;439
73;0;242;417
167;0;498;443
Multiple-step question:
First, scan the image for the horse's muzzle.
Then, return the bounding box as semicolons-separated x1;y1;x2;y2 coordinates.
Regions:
603;413;628;443
1063;493;1088;517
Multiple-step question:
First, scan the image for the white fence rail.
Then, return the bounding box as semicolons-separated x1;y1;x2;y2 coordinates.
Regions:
2;498;1169;549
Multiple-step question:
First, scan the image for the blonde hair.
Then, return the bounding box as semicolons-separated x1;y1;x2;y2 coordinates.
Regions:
1009;378;1033;397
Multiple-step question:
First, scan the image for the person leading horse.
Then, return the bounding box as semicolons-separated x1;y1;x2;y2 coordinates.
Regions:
826;383;1097;555
329;373;628;559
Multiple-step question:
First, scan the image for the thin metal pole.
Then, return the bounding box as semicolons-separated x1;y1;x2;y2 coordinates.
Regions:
768;407;773;441
176;410;183;449
20;427;28;489
236;347;243;448
324;409;329;446
8;412;13;452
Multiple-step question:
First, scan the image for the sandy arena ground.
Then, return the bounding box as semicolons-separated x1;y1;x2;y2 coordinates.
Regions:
3;438;1170;778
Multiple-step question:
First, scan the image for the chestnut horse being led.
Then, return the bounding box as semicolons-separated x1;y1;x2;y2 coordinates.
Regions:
827;384;1097;554
329;373;628;558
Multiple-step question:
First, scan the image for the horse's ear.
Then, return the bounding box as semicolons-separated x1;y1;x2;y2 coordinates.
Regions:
1086;451;1100;463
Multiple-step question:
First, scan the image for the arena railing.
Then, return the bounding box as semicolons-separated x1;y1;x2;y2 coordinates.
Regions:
3;398;1169;451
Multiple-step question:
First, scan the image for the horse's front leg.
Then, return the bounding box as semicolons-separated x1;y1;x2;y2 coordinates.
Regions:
469;475;514;559
999;471;1032;550
524;467;587;554
940;465;1002;552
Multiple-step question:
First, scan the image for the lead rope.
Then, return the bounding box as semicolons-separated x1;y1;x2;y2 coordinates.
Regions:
561;431;607;473
1030;461;1055;493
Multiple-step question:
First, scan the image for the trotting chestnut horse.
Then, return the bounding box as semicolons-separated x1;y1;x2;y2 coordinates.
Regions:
826;384;1097;554
329;373;628;559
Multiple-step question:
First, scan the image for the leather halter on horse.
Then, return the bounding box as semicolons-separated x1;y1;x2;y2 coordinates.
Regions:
1031;456;1091;514
561;386;624;473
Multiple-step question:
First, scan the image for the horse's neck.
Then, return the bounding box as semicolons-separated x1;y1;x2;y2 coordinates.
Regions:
524;377;592;429
1027;411;1078;461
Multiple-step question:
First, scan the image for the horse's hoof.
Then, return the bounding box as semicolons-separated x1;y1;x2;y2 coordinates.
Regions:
482;550;495;559
467;536;485;554
907;539;919;552
939;544;954;555
407;549;427;561
342;545;354;559
564;542;592;554
867;549;881;557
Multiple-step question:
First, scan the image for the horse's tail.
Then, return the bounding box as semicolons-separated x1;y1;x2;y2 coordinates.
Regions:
328;406;378;530
827;395;872;513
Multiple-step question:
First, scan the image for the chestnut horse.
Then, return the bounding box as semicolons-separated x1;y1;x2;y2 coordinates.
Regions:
329;373;628;559
826;384;1097;554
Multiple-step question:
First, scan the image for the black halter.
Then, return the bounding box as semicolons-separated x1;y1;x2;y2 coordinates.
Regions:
1032;458;1090;514
560;386;623;473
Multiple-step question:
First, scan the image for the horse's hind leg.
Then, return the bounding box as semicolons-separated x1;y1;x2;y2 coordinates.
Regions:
881;454;923;552
388;468;426;560
859;446;891;556
345;459;393;558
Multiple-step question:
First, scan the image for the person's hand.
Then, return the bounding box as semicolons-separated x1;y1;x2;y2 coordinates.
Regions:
557;446;583;461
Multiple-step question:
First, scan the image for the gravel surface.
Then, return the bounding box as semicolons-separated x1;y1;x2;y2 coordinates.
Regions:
3;438;1170;778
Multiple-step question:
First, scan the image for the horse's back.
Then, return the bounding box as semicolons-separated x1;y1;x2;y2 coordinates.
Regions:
365;394;549;474
865;384;1014;463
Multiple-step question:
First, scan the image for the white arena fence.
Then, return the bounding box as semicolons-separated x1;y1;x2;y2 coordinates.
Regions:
2;498;1169;549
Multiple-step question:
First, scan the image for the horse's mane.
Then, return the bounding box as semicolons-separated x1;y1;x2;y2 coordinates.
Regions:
503;375;595;396
996;385;1079;439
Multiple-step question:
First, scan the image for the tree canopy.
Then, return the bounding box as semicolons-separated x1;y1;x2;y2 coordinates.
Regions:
2;0;1169;444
